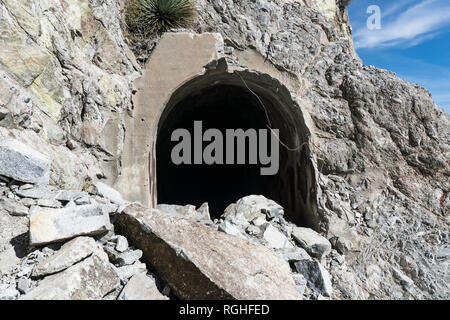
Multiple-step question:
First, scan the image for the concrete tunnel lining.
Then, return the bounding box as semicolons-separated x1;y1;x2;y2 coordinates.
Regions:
155;71;317;226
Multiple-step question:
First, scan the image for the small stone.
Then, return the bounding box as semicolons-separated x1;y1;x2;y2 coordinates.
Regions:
262;224;294;249
115;250;143;267
19;184;34;190
115;235;128;253
118;273;168;300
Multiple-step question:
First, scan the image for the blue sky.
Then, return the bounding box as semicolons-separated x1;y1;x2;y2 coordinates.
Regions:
347;0;450;114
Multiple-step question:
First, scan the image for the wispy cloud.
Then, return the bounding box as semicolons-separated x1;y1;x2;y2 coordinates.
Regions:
354;0;450;49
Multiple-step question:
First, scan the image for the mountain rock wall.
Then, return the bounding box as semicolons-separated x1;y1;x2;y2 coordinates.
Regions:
0;0;448;300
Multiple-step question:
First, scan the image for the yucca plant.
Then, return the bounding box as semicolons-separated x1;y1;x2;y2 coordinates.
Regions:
126;0;196;36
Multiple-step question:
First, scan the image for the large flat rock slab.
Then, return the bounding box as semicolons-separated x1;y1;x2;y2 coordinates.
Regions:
115;204;300;300
29;204;114;246
0;139;50;184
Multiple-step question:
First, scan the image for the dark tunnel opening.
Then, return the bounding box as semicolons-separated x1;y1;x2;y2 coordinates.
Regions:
156;75;316;226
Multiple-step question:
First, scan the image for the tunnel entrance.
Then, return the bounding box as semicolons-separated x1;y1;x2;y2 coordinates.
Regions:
156;72;316;226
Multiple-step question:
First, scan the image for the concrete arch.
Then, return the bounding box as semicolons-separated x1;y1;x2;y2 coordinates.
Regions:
117;33;319;227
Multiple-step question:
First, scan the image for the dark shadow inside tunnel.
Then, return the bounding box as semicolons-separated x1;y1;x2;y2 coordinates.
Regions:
156;73;317;226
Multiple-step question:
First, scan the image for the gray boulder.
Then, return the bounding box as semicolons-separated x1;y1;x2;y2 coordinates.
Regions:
115;203;300;300
21;249;120;300
32;236;96;277
118;273;168;300
115;250;143;267
29;204;114;246
223;195;285;227
0;139;50;185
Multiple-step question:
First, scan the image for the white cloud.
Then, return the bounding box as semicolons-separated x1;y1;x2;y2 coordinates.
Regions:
354;0;450;49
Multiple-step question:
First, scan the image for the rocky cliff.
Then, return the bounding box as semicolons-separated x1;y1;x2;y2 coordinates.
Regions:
0;0;448;300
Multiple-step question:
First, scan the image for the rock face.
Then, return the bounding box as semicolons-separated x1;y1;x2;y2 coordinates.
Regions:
0;139;50;184
29;204;114;246
115;203;300;300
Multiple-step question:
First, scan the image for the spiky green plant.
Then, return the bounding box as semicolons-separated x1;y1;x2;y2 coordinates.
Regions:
126;0;196;36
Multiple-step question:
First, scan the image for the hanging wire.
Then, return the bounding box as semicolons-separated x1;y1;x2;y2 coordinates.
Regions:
236;72;309;152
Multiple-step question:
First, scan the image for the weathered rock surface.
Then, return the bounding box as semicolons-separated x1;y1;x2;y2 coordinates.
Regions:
32;237;96;277
0;139;50;184
94;182;125;205
0;198;28;216
29;204;114;246
294;260;333;297
292;227;332;259
116;262;148;280
223;195;284;227
21;250;119;300
118;273;168;300
115;203;300;300
262;224;294;249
